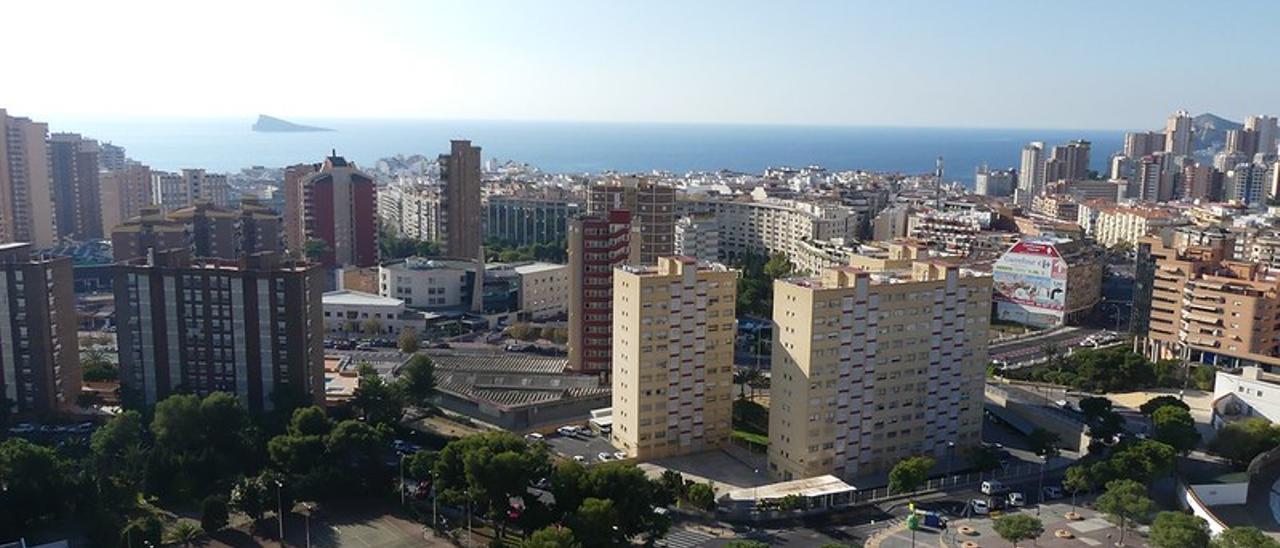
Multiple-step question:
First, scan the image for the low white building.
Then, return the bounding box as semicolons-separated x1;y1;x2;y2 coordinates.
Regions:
322;290;412;335
1213;367;1280;428
379;257;476;310
511;262;569;320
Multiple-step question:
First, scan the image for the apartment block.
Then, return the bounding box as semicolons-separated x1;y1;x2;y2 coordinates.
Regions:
687;198;859;264
567;210;631;378
114;249;325;411
1134;235;1280;369
589;177;675;265
111;199;282;262
282;163;317;253
0;109;57;247
485;195;579;247
151;171;188;213
441;140;483;259
0;243;79;415
99;162;153;234
769;260;991;480
1091;205;1188;247
673;214;720;261
48;133;103;241
295;154;378;268
611;257;737;460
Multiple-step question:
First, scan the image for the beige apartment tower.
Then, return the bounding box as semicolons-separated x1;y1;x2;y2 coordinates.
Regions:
768;260;991;481
0;109;57;247
611;257;738;460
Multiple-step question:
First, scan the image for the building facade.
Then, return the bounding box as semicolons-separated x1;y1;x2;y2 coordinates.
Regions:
441;140;483;259
768;261;990;480
689;198;860;265
0;109;56;247
567;210;631;378
99;162;153;234
296;154;378;268
589;177;676;265
48;133;103;241
485;196;579;247
114;250;325;411
673;214;720;261
611;257;737;460
992;238;1102;327
0;243;79;415
512;262;569;320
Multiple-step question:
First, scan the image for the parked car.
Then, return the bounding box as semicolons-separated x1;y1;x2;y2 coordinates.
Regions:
7;423;35;434
919;511;948;529
980;480;1007;496
573;455;587;463
525;432;545;442
429;342;452;349
1007;492;1025;507
597;452;613;462
613;451;627;460
556;426;578;437
355;342;374;351
1042;485;1064;500
969;499;990;515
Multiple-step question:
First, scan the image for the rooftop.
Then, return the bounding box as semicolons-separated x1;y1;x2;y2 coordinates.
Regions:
723;474;856;502
323;290;404;308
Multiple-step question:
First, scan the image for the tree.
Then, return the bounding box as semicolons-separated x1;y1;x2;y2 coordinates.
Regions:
570;498;622;548
432;432;548;541
523;526;582;548
90;410;148;506
1095;440;1176;486
1152;405;1201;454
993;514;1044;547
200;495;229;532
0;438;69;533
1028;428;1062;457
1062;464;1093;512
231;475;268;521
326;419;390;494
686;482;716;511
351;369;406;427
1212;526;1280;548
507;323;535;341
1140;395;1189;417
1095;479;1154;546
1150;511;1210;548
888;456;935;495
164;521;204;547
361;317;383;336
398;353;435;405
1209;418;1280;466
120;515;163;548
1078;396;1113;422
398;326;420;354
659;470;687;501
763;252;794;279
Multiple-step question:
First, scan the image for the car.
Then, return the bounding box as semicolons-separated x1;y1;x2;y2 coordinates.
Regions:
613;451;627;460
572;455;587;463
355;342;374;351
1042;485;1064;500
1007;492;1025;507
7;423;35;434
39;424;58;434
429;342;452;349
525;432;545;441
74;422;95;433
597;452;613;462
981;480;1007;496
392;439;421;454
556;426;579;437
919;511;948;529
969;499;990;515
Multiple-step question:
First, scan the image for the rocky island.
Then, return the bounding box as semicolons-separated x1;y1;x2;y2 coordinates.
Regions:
251;114;331;132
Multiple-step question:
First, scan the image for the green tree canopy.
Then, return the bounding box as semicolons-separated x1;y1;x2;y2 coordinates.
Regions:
398;353;435;405
398;326;421;354
570;498;622;548
1150;511;1210;548
1152;405;1201;454
993;514;1044;547
1212;526;1280;548
1209;418;1280;466
686;482;716;511
522;526;582;548
889;455;935;494
1096;479;1155;546
1140;395;1190;417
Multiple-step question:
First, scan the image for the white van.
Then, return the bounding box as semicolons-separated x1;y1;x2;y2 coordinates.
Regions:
981;480;1007;495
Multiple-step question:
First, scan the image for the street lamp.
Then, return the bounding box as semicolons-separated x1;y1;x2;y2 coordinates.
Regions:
302;503;315;548
400;453;407;507
275;479;285;544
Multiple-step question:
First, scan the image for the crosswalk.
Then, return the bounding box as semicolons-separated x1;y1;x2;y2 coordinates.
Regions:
658;528;716;548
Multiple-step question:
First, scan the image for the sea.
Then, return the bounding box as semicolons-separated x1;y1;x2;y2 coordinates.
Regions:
44;116;1127;187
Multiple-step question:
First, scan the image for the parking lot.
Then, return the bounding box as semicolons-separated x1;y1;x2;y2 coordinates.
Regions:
328;349;411;378
542;429;624;464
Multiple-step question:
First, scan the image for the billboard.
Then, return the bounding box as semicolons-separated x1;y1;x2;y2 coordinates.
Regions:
993;241;1067;320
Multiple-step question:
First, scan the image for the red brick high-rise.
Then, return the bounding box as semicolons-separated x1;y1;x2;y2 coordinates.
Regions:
293;153;377;268
567;209;631;379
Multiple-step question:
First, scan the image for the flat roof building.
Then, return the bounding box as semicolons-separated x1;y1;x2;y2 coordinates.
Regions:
0;243;79;415
611;257;738;460
769;260;991;480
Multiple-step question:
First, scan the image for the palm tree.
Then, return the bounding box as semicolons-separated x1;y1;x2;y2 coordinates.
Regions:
164;522;204;547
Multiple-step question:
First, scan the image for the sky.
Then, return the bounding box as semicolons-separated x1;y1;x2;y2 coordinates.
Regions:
5;0;1280;129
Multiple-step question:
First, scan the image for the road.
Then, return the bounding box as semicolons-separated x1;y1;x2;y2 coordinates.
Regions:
989;326;1104;366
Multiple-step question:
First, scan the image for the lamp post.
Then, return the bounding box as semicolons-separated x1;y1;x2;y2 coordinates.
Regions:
302;503;314;548
400;453;406;507
431;472;438;530
945;441;956;484
275;479;285;544
1036;456;1046;516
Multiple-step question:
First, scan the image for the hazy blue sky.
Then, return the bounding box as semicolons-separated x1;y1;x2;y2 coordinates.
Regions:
6;1;1279;129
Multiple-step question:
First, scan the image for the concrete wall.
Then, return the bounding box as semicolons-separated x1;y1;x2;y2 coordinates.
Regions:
1177;480;1233;537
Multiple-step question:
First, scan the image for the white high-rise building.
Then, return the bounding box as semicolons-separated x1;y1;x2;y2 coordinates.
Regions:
1246;115;1279;158
1016;142;1045;206
1165;110;1193;157
673;215;720;260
